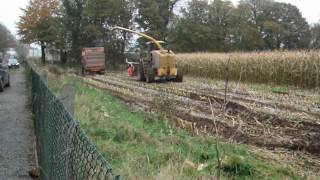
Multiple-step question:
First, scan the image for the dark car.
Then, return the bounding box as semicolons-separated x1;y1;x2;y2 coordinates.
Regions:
0;64;10;92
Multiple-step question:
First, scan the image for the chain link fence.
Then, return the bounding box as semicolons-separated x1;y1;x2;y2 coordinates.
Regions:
29;65;120;180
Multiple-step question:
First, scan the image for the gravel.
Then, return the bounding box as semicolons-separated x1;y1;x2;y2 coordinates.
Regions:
0;68;36;180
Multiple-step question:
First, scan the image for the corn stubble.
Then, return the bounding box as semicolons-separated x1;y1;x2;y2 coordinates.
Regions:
177;51;320;88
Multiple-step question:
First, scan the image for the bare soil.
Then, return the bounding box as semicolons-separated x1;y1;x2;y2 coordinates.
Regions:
0;68;36;179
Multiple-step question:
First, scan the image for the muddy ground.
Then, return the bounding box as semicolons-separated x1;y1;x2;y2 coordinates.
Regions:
44;66;320;175
76;72;320;157
0;68;36;179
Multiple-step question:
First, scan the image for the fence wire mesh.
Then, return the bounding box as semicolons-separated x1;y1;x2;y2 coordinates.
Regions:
29;66;120;180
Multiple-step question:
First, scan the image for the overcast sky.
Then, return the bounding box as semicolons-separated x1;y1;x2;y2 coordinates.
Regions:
0;0;319;36
0;0;28;36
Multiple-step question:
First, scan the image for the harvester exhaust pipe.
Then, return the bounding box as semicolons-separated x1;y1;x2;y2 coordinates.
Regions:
110;26;164;51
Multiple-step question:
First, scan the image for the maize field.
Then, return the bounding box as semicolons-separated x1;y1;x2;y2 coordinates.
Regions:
177;51;320;88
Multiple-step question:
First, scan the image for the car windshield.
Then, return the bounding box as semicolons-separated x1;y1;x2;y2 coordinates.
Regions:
9;58;18;64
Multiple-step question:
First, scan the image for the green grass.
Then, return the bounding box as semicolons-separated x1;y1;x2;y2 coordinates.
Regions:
48;74;305;180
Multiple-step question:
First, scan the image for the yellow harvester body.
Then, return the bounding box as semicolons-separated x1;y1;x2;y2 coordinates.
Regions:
151;51;177;77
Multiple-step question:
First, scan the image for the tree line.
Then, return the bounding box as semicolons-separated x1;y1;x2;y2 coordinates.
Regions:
17;0;320;65
0;24;15;57
171;0;317;52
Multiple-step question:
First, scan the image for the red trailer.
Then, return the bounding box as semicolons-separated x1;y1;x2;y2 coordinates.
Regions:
81;47;106;75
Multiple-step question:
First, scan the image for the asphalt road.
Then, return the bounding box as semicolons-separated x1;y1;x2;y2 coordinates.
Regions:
0;68;36;179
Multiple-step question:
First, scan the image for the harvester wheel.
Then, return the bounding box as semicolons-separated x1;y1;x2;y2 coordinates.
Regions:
136;64;145;81
146;69;155;83
174;72;183;82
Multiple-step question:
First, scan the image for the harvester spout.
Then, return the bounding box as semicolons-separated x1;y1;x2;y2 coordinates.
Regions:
111;26;163;50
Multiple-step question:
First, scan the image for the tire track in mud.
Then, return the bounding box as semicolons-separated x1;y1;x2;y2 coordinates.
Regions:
83;75;320;156
98;73;320;120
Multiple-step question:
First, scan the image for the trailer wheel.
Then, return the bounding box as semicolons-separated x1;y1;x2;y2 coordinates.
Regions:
136;64;145;81
81;67;86;77
174;72;183;82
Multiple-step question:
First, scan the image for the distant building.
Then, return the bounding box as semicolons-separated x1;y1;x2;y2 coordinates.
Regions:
28;46;41;58
46;47;61;64
26;44;61;63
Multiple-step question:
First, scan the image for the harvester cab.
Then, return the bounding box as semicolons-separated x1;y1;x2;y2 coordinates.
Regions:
111;26;183;83
146;41;167;51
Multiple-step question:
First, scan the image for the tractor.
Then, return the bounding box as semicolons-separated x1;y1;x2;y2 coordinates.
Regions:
112;27;183;83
